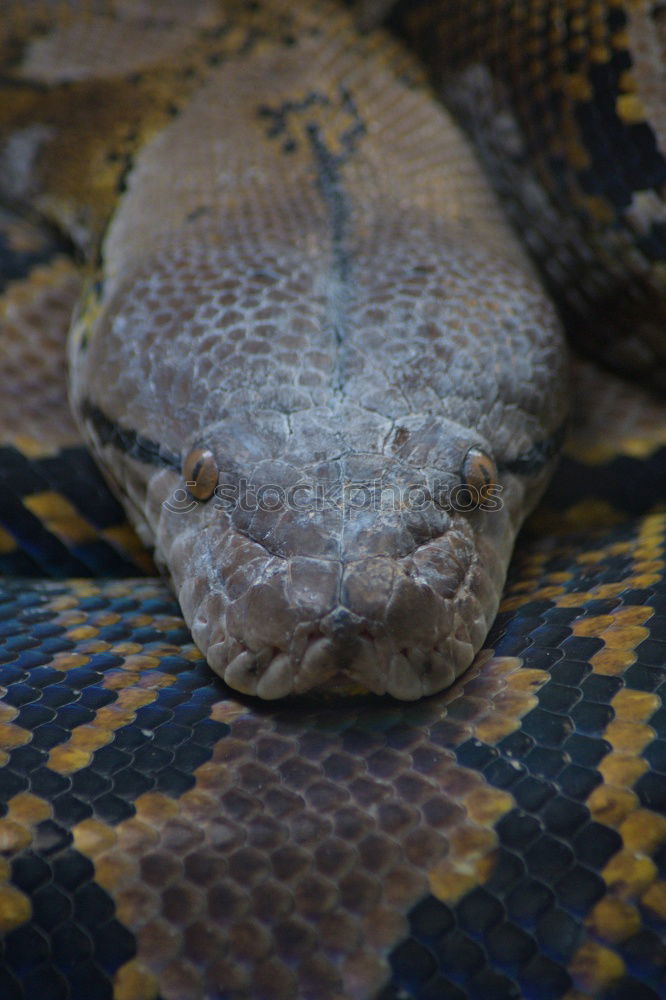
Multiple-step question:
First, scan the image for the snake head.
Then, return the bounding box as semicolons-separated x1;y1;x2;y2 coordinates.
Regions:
140;396;562;699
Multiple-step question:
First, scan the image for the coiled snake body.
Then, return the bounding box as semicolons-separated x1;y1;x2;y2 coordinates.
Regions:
0;2;664;998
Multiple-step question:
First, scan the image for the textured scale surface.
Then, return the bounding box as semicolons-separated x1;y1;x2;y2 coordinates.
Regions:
0;1;665;999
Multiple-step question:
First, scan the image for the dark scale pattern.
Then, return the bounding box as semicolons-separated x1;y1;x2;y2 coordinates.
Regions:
0;209;71;295
396;0;666;390
382;447;666;999
0;445;152;578
548;452;666;521
0;580;229;998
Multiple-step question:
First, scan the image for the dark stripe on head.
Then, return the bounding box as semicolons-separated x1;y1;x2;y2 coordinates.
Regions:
80;400;181;471
499;421;567;477
81;402;567;484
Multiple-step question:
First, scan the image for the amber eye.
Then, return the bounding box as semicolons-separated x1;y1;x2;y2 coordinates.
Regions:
461;447;497;492
182;447;218;501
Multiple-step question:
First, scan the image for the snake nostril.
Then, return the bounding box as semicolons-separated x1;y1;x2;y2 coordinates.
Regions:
320;607;362;643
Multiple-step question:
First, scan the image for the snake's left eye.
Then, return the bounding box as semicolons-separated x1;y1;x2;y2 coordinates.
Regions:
183;447;218;500
462;447;497;493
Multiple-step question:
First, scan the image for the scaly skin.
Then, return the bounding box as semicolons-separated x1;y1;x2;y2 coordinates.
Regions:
1;0;568;697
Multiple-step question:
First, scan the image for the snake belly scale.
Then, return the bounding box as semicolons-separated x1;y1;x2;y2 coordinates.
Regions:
0;2;664;999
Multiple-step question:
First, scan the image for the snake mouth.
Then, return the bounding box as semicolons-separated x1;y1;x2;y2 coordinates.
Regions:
216;636;476;701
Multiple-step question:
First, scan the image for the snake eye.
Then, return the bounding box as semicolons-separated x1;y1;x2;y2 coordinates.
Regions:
462;447;497;493
183;447;218;500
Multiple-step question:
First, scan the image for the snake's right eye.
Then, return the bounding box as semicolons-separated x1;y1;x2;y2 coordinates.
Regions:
461;446;497;493
183;447;218;500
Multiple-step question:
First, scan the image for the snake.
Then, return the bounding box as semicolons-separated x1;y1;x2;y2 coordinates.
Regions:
0;1;664;998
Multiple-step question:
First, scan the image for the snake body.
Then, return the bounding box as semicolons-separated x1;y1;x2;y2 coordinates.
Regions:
0;2;665;998
395;0;666;390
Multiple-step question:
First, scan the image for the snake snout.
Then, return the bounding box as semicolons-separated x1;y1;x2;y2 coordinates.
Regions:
167;504;505;700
